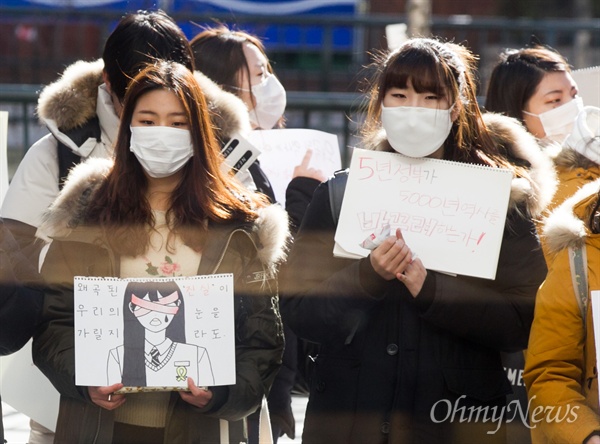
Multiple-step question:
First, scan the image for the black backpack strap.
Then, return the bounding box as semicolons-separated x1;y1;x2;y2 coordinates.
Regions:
327;168;349;224
56;116;101;189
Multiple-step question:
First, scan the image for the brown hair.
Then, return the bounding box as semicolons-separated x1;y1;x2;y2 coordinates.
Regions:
362;37;527;174
190;25;273;95
85;60;267;255
485;46;570;123
190;25;285;128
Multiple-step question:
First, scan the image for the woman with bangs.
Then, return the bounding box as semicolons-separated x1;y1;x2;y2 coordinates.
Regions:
279;38;553;443
32;60;288;444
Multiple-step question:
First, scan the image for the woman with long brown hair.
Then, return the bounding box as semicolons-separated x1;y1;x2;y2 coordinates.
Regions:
33;60;288;444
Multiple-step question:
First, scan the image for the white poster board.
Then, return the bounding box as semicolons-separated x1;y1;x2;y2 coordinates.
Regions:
247;129;342;206
334;149;513;279
74;274;235;389
0;111;8;205
573;66;600;108
0;340;60;431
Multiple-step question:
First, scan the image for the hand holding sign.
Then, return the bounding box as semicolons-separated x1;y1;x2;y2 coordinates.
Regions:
179;377;214;408
368;227;413;281
88;383;126;410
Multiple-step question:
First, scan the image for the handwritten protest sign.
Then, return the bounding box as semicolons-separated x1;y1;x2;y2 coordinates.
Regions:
74;274;235;390
334;149;513;279
247;128;342;205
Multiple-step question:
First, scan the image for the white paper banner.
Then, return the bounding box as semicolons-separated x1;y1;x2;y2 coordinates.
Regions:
74;274;235;389
334;149;513;279
247;128;342;205
0;340;60;431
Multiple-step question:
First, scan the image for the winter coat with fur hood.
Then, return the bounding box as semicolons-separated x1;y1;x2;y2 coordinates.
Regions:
32;158;288;444
279;113;555;444
539;142;600;263
525;178;600;444
0;58;254;254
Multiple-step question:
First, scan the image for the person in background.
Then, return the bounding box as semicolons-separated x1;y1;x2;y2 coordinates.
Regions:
485;45;599;239
190;26;326;230
486;48;598;444
32;60;287;444
524;179;600;444
191;26;326;443
279;37;554;443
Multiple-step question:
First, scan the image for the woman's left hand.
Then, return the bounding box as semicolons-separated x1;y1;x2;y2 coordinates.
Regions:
397;256;427;298
179;377;213;408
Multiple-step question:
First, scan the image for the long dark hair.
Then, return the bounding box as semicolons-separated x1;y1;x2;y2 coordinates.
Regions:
121;280;185;387
190;25;274;95
85;61;267;256
190;25;285;128
485;45;570;124
362;38;520;172
102;9;194;101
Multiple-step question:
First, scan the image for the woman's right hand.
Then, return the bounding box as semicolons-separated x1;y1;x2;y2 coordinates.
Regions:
88;383;126;410
369;228;413;280
292;149;326;182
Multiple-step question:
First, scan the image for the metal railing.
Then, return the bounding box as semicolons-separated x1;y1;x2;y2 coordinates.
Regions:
1;10;599;172
0;85;366;176
1;7;599;89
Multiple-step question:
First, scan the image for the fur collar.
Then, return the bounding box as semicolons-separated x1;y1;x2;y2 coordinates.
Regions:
364;112;556;218
552;144;600;171
542;178;600;253
38;158;288;268
37;59;251;139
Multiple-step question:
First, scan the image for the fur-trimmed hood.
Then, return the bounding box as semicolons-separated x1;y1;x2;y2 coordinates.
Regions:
542;177;600;254
38;158;288;269
364;112;557;218
37;59;251;140
552;143;600;171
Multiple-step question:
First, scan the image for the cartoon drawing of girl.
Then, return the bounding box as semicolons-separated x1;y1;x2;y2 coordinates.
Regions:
107;280;214;387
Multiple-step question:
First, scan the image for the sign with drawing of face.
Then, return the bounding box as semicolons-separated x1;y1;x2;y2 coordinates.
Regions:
74;274;235;391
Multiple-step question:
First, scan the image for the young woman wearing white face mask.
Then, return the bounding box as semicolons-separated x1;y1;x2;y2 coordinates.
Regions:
190;26;326;444
279;38;555;444
32;61;288;444
190;27;326;225
486;45;600;224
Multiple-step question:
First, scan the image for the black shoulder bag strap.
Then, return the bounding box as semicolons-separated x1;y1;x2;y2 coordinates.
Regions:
327;168;349;224
56;116;101;189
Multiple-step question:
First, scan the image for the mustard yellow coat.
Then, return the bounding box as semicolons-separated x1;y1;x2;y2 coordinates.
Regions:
525;178;600;444
539;147;600;264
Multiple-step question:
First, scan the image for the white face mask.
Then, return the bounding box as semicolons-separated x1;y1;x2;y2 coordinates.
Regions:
129;126;193;178
523;96;584;144
248;74;287;129
564;105;600;163
381;105;454;158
